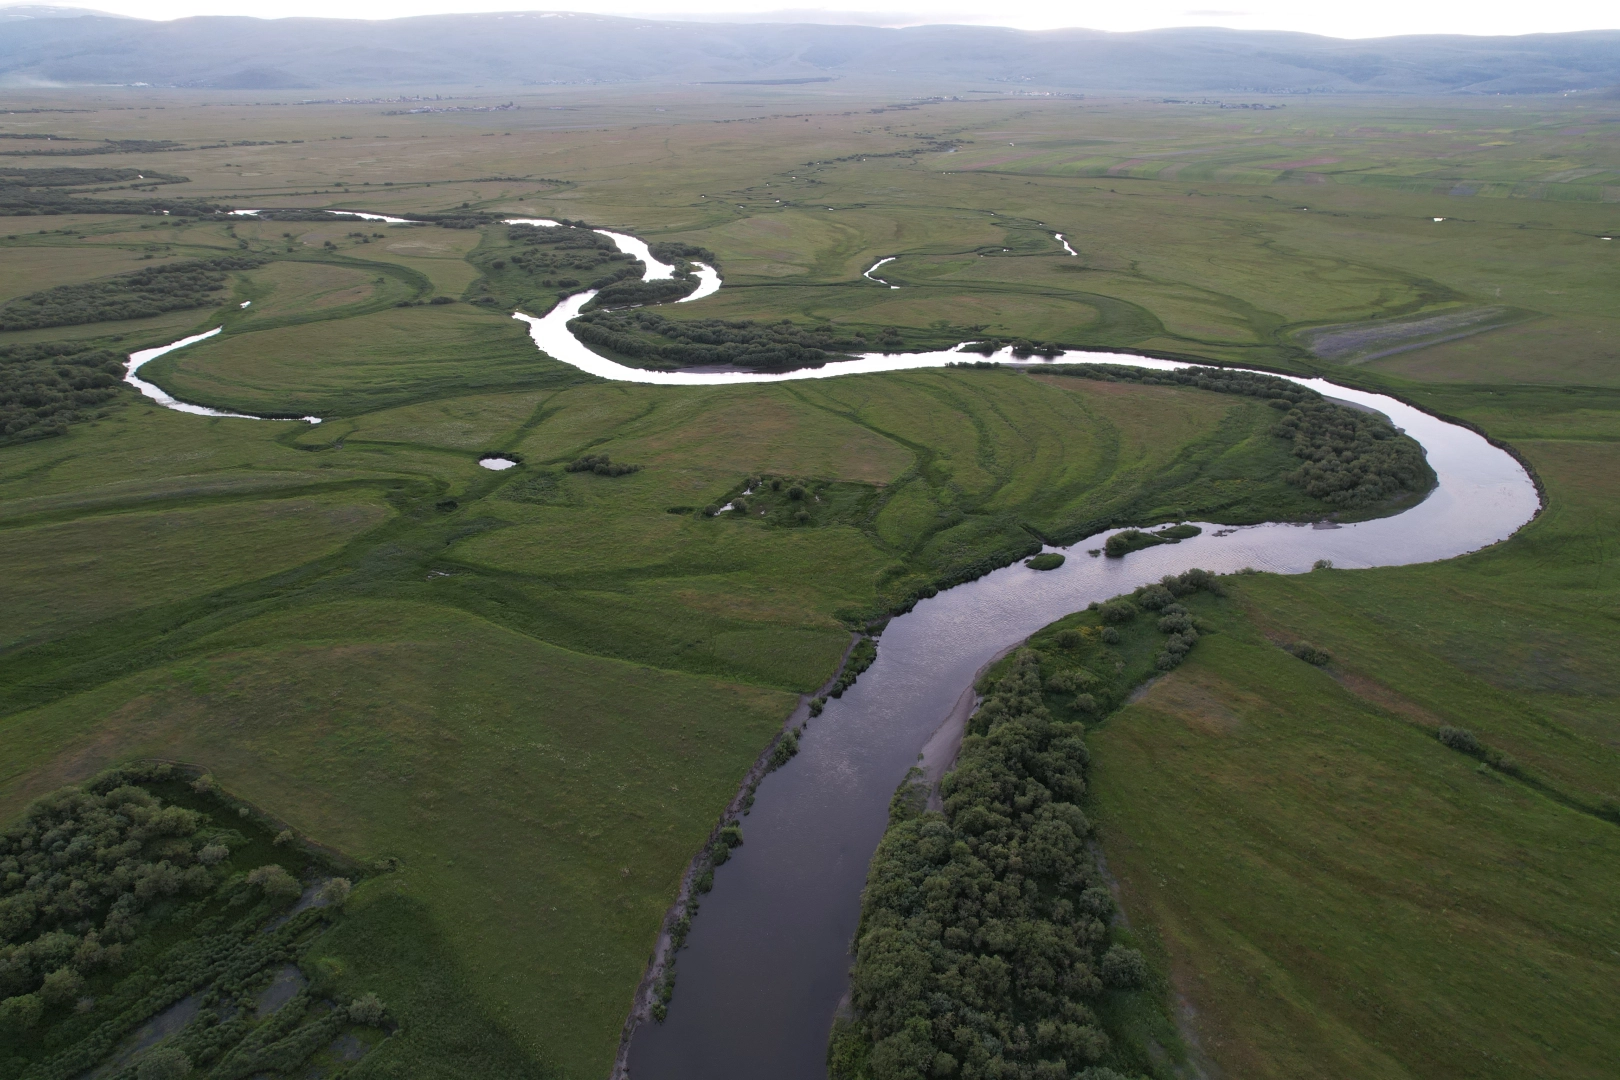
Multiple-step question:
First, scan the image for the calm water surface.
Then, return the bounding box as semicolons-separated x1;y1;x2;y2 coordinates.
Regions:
127;227;1539;1078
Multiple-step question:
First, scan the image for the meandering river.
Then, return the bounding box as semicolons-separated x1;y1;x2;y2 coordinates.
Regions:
131;222;1539;1079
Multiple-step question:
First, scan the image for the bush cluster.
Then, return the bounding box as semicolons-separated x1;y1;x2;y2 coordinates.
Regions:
1104;523;1200;559
1273;400;1429;507
1051;363;1430;508
0;256;265;331
569;310;874;372
1103;530;1161;558
647;241;717;265
768;728;801;771
1;341;126;443
0;766;377;1079
1131;568;1222;671
563;453;640;477
0;777;219;1012
1287;641;1331;666
587;277;698;309
829;637;878;699
0;167;230;217
961;337;1064;358
832;650;1145;1080
500;223;635;292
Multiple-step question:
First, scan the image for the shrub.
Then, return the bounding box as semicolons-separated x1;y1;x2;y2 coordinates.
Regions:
1101;945;1148;989
1099;600;1137;624
246;864;302;904
136;1046;192;1080
1313;558;1333;571
1105;529;1167;558
1136;584;1175;611
40;966;84;1005
197;843;229;865
1100;626;1121;645
348;992;387;1026
428;295;455;304
768;729;800;770
1071;693;1097;714
719;824;744;849
1045;670;1090;694
273;829;294;846
703;503;720;517
1287;641;1331;665
317;877;352;907
1438;726;1483;755
1054;628;1083;649
1158;612;1193;634
1078;1068;1135;1080
787;485;806;500
566;453;640;477
0;993;43;1031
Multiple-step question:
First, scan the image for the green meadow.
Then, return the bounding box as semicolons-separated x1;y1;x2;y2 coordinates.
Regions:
0;86;1615;1078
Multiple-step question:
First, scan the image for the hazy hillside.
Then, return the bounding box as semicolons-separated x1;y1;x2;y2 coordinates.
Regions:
1;9;1617;93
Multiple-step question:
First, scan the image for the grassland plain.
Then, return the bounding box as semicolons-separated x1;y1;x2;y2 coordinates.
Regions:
0;86;1614;1078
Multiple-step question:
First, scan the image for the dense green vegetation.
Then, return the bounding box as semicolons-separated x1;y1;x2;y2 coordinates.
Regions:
496;222;636;290
830;649;1124;1080
0;341;125;443
831;572;1228;1080
569;310;874;371
0;87;1612;1080
0;256;264;331
1052;364;1432;509
0;167;222;217
0;763;392;1080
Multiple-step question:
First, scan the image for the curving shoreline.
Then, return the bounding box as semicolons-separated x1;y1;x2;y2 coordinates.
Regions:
118;223;1541;1080
514;229;1540;1080
124;328;323;424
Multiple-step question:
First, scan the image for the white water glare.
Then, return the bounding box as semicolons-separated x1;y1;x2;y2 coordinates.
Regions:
125;329;321;423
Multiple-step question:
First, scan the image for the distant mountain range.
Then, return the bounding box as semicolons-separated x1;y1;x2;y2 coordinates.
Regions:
1;8;1617;94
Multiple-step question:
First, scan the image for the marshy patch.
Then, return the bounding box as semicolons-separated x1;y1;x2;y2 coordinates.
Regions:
1025;552;1066;571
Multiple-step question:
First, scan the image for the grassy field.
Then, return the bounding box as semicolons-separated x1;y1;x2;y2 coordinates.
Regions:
0;85;1614;1078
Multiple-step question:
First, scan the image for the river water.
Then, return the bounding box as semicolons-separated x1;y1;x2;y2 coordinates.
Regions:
127;224;1539;1078
621;379;1536;1079
502;234;1537;1079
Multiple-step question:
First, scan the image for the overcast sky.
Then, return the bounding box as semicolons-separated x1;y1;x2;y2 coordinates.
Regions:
26;0;1620;38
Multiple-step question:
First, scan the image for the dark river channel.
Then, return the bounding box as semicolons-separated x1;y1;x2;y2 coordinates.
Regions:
124;221;1539;1080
